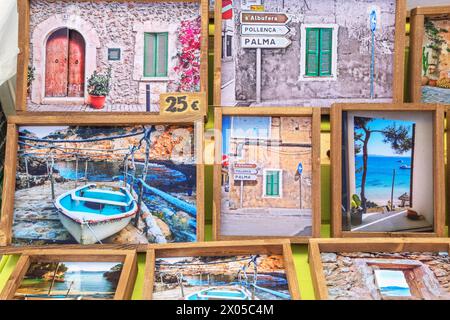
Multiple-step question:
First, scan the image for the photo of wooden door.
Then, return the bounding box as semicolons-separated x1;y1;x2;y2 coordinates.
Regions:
45;28;85;98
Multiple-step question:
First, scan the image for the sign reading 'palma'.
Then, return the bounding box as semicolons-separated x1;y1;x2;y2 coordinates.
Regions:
241;36;291;49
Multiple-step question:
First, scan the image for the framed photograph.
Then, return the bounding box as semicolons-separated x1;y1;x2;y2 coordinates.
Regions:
17;0;208;114
309;238;450;300
142;240;300;300
213;107;321;243
0;114;205;252
330;103;445;238
0;249;137;300
214;0;406;107
409;6;450;104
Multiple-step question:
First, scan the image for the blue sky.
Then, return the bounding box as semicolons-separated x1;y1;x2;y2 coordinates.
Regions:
63;262;119;272
222;116;271;155
354;118;414;157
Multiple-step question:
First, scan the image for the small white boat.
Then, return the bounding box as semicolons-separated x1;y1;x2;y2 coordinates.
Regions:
185;286;254;300
400;165;411;169
54;184;138;244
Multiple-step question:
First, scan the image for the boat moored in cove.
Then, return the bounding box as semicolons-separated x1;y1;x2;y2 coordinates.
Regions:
54;184;138;244
185;286;254;300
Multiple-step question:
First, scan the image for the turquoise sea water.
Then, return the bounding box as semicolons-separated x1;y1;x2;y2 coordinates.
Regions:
20;271;117;298
355;155;412;205
380;286;412;297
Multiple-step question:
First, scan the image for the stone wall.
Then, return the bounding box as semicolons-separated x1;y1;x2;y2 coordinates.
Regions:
29;0;200;108
321;251;450;300
230;0;397;105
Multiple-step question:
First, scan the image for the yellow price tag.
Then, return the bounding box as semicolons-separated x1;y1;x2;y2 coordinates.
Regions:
159;93;205;116
250;5;265;11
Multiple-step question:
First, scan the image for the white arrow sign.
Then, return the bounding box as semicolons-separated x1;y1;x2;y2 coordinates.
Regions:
241;36;291;49
234;174;258;181
241;24;290;36
234;168;258;175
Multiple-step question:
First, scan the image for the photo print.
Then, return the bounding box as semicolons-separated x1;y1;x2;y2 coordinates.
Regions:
217;0;404;107
25;0;203;112
11;124;198;246
220;115;313;238
153;254;291;300
341;111;435;233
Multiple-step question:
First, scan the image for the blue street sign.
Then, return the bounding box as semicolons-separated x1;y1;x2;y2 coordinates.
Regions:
370;9;377;32
297;163;303;175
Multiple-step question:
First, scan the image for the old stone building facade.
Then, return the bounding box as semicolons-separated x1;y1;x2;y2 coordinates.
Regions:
322;252;450;300
222;0;398;107
28;0;201;112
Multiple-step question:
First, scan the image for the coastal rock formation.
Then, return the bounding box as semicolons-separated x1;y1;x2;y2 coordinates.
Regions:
103;264;123;283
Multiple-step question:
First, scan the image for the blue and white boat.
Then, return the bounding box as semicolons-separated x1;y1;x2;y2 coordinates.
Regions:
54;184;138;244
185;286;253;300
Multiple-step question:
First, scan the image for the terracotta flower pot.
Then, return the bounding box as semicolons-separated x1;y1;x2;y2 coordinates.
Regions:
89;95;106;109
421;76;429;86
429;79;437;87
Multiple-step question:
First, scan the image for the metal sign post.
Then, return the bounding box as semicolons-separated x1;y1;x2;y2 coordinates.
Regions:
370;9;377;99
240;12;291;105
297;163;303;210
234;163;258;209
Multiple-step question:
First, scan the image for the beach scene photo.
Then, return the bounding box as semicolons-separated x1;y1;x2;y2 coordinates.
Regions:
14;261;123;300
152;254;291;300
321;251;450;300
374;269;412;298
12;124;197;245
421;17;450;104
220;116;313;238
342;113;434;233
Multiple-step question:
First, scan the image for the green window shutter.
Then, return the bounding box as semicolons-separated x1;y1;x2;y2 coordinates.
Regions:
144;33;156;77
156;33;168;77
319;28;333;76
144;32;168;77
266;171;280;196
305;28;320;76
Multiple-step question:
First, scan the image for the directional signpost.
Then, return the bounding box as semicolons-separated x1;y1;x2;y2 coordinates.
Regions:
240;12;291;103
241;25;290;36
241;36;291;49
234;163;258;208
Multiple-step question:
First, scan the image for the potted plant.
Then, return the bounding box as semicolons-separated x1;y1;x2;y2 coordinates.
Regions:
87;66;112;109
350;194;364;226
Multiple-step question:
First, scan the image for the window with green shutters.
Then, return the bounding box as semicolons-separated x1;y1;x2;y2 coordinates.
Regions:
265;170;281;197
305;28;333;77
144;32;168;77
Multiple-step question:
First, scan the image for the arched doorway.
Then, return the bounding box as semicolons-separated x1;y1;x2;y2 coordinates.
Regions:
45;28;85;98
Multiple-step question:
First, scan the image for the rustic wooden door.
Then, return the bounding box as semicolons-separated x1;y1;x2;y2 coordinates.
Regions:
67;30;85;97
45;28;69;97
45;28;85;98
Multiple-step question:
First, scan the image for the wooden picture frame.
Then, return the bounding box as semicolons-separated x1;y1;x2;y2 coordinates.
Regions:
409;6;450;104
213;0;406;108
16;0;209;115
142;239;300;300
213;107;321;243
309;238;450;300
0;249;138;300
330;103;445;238
0;114;205;253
